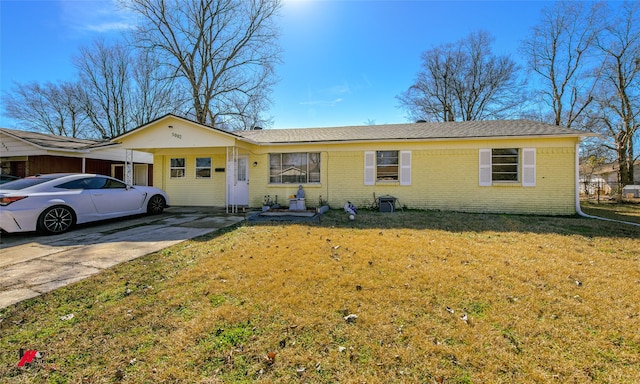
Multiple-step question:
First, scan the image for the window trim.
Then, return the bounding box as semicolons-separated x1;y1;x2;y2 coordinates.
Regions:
170;157;186;179
492;148;519;183
268;152;321;184
195;157;212;179
376;150;400;181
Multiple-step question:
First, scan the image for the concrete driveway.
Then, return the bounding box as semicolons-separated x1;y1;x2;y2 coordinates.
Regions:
0;207;245;308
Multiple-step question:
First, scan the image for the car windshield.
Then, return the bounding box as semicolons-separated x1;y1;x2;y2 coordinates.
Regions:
0;177;57;190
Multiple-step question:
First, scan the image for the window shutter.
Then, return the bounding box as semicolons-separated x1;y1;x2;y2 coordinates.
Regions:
479;149;492;186
364;151;375;185
522;148;536;187
400;150;411;185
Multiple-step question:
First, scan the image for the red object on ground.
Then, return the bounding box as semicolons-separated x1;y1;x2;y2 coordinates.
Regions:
17;350;38;367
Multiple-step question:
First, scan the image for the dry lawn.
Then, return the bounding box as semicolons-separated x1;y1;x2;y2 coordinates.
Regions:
1;208;640;383
581;200;640;224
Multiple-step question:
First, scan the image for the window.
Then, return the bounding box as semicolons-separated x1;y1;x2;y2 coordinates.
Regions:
479;148;536;187
269;153;320;184
102;178;127;189
57;179;91;190
237;157;247;182
376;151;399;181
364;151;411;186
57;177;126;190
196;157;211;178
492;148;519;181
170;158;185;178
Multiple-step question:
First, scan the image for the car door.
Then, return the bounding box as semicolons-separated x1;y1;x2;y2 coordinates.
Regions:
53;178;100;217
86;177;147;215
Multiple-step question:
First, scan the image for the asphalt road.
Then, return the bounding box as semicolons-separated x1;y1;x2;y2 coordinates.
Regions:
0;207;245;308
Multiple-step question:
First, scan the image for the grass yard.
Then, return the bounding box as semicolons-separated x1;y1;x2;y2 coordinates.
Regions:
581;200;640;224
1;208;640;383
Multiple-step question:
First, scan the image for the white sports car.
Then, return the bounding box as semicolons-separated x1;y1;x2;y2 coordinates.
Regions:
0;173;169;235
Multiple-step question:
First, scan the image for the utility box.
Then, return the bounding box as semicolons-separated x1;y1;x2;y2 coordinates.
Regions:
622;185;640;198
379;196;396;212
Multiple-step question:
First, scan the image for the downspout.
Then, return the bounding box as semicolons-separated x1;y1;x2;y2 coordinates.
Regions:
325;150;329;207
575;143;640;227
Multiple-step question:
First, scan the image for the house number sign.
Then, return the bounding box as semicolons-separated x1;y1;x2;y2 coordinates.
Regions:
171;132;182;140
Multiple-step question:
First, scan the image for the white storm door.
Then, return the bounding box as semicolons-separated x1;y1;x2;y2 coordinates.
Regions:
228;155;249;205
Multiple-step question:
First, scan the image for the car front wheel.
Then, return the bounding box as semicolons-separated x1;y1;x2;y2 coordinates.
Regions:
147;195;166;214
37;206;75;235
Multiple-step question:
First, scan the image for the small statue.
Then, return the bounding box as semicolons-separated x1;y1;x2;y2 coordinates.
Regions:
296;185;305;199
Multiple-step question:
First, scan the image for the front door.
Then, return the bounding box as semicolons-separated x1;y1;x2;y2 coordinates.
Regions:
228;155;249;206
133;164;148;186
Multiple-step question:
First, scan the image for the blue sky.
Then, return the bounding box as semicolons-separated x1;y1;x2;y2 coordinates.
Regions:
1;0;556;129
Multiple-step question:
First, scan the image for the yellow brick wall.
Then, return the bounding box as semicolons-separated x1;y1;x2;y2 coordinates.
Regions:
154;152;227;206
151;137;578;215
318;139;575;215
247;138;578;215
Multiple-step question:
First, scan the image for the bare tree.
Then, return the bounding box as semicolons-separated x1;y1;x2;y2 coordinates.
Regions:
75;40;131;139
590;1;640;187
125;0;282;129
128;49;185;127
521;1;604;128
397;31;524;123
2;81;89;137
398;44;460;122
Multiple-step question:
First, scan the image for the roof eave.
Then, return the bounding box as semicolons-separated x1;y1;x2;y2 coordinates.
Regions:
1;128;113;152
248;133;590;146
112;113;245;143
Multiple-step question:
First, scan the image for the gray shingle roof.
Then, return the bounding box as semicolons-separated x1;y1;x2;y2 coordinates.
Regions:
235;119;586;144
0;128;113;151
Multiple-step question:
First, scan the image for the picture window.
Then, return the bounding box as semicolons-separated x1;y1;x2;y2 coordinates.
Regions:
269;153;320;184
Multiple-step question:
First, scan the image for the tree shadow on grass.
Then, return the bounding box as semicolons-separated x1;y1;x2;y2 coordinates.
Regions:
247;208;640;240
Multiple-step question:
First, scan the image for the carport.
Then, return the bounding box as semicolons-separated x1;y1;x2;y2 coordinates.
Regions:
111;114;251;213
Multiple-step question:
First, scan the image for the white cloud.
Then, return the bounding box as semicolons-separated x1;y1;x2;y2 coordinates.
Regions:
84;21;135;33
299;98;343;107
59;0;137;35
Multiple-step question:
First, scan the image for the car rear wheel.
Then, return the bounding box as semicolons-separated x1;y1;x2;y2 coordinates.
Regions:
147;195;166;214
37;206;76;235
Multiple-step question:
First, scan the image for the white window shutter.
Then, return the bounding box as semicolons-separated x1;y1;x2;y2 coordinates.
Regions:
400;151;411;185
479;149;492;186
364;151;375;185
522;148;536;187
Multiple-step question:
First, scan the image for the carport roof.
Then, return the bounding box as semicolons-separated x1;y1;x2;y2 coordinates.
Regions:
0;127;114;151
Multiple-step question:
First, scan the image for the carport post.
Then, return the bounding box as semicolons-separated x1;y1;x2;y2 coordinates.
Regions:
125;149;133;185
226;146;237;214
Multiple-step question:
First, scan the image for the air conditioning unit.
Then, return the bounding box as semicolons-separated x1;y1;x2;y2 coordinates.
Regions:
622;185;640;198
379;196;396;212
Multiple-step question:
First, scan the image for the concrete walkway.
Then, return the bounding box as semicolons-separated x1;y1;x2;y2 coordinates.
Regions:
0;207;245;308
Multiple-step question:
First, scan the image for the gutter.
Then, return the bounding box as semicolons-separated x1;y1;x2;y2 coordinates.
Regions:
239;133;587;147
575;143;640;227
